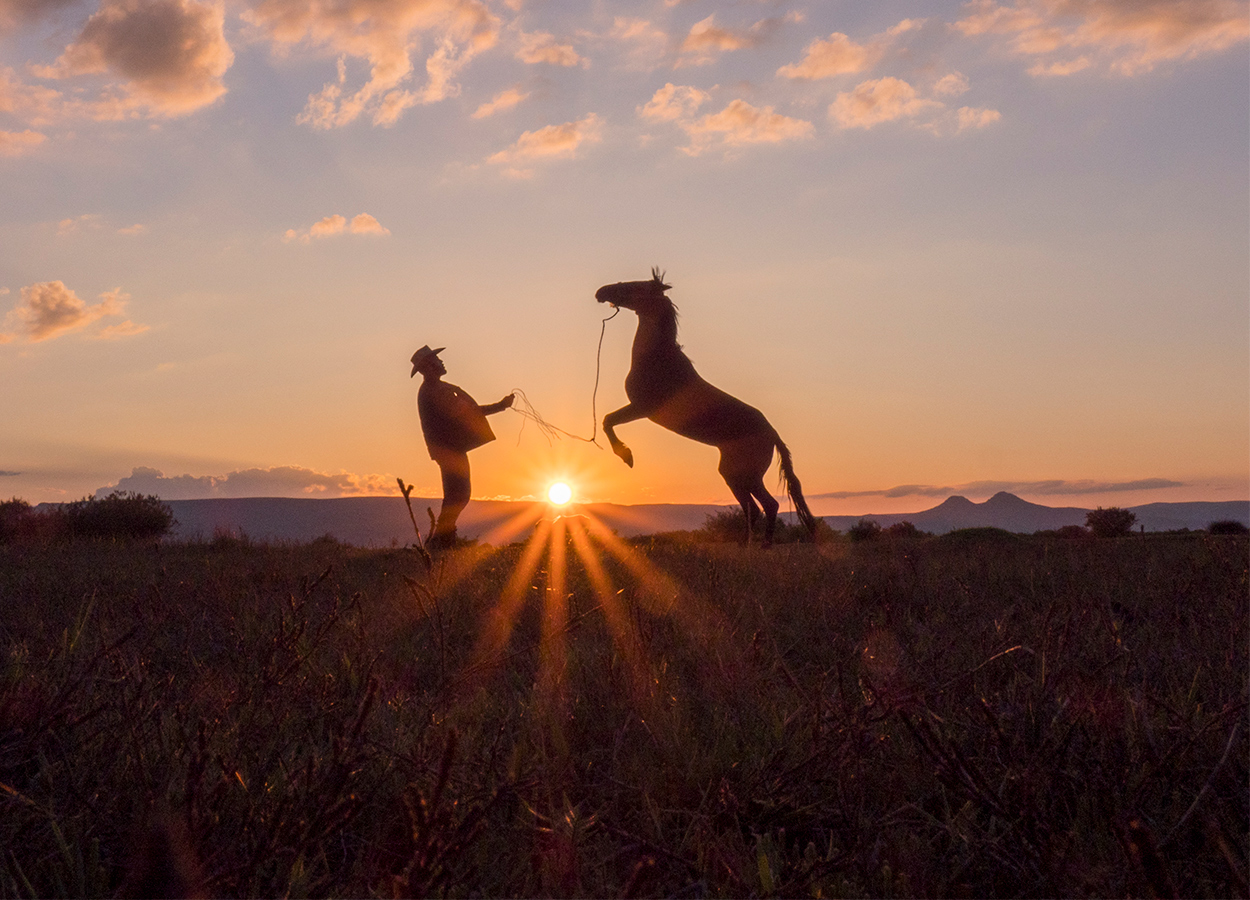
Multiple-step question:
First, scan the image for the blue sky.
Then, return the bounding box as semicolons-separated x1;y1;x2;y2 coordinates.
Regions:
2;0;1247;512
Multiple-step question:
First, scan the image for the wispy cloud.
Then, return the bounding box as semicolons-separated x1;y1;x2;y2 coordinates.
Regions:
486;112;602;177
679;99;813;155
515;29;585;67
954;0;1250;76
34;0;234;118
283;213;391;243
777;19;924;79
245;0;500;128
637;83;709;122
0;470;20;477
829;76;942;129
0;281;142;343
0;128;46;156
472;86;528;118
811;478;1186;500
677;12;794;67
97;464;398;499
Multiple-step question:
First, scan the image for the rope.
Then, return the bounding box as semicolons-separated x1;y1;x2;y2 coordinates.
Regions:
508;305;619;447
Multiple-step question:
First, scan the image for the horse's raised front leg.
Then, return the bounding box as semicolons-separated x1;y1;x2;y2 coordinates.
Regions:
603;404;645;468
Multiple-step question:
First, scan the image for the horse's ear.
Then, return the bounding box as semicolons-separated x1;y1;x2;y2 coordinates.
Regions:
651;266;671;291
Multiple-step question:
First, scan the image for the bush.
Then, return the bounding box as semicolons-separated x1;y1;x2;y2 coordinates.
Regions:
0;498;33;543
1085;506;1137;538
60;492;175;541
697;508;821;544
848;518;882;542
883;521;926;540
1209;519;1249;535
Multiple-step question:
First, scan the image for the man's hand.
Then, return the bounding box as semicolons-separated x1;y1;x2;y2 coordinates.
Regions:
501;393;515;409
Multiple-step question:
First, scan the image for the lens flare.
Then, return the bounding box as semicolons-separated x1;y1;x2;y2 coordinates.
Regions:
547;482;573;506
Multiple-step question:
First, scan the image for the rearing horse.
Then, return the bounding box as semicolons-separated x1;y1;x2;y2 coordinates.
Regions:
596;268;818;545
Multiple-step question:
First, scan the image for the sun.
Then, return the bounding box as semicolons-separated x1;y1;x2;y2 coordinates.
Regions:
547;481;573;506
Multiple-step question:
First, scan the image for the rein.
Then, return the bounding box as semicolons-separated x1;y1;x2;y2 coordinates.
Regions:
508;305;620;447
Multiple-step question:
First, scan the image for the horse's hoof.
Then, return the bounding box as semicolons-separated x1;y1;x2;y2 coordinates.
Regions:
614;446;634;468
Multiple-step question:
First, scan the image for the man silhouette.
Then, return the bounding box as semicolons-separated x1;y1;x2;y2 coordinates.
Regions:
410;345;514;547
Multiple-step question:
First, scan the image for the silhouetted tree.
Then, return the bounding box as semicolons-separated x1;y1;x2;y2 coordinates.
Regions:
1085;506;1137;538
61;492;175;540
1208;519;1249;535
849;519;882;542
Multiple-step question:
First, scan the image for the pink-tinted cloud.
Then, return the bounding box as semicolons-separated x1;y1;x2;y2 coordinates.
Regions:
0;128;45;156
245;0;499;127
1;281;137;342
40;0;233;117
472;85;528;118
637;83;709;122
0;0;80;31
487;112;602;176
680;99;813;155
283;212;391;243
957;105;1002;129
95;319;150;339
830;76;941;128
515;30;584;66
777;19;924;79
955;0;1250;75
97;464;398;499
607;16;668;70
677;13;794;66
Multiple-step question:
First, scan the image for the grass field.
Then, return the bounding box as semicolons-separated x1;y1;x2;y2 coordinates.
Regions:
1;524;1246;897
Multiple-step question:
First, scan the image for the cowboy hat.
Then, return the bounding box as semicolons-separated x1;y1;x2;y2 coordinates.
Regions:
410;345;445;377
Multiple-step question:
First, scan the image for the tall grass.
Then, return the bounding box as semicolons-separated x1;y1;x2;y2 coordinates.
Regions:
0;531;1245;897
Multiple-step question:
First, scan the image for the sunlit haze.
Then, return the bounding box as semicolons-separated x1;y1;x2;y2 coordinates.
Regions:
2;1;1246;514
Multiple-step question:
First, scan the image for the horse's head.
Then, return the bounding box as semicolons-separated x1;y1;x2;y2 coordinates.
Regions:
595;267;671;313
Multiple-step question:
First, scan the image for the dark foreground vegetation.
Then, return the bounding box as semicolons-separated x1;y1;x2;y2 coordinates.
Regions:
0;524;1246;898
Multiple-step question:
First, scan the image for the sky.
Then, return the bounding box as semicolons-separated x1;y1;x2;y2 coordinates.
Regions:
1;0;1247;515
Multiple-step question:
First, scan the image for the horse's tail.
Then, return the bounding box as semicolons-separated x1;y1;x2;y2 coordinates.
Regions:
773;432;820;538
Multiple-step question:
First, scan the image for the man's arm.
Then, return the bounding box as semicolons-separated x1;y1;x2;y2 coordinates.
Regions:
479;393;515;416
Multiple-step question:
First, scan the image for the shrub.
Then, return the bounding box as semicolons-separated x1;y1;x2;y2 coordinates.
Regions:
1053;524;1092;540
60;491;175;540
883;521;926;540
697;508;821;543
0;498;33;543
1085;506;1137;538
848;518;882;542
1209;519;1249;535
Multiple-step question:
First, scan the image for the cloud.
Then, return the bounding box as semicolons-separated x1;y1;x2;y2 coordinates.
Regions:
486;112;602;176
283;212;391;243
934;71;971;96
38;0;234;117
515;30;585;66
56;213;103;235
677;13;793;66
811;478;1187;500
606;16;668;70
472;85;527;117
777;19;924;80
637;82;709;122
117;223;147;235
95;319;150;339
829;76;942;128
954;0;1250;76
0;0;79;31
0;128;46;156
957;105;1002;129
97;464;398;499
245;0;500;128
0;470;19;476
1;281;140;342
679;98;813;155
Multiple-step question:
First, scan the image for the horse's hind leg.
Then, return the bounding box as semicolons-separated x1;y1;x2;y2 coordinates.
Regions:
720;435;778;546
727;484;764;544
749;480;780;546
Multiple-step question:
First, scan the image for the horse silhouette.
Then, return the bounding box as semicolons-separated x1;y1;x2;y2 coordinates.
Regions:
595;268;818;545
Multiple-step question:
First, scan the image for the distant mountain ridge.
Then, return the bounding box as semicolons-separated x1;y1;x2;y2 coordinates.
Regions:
40;491;1245;545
